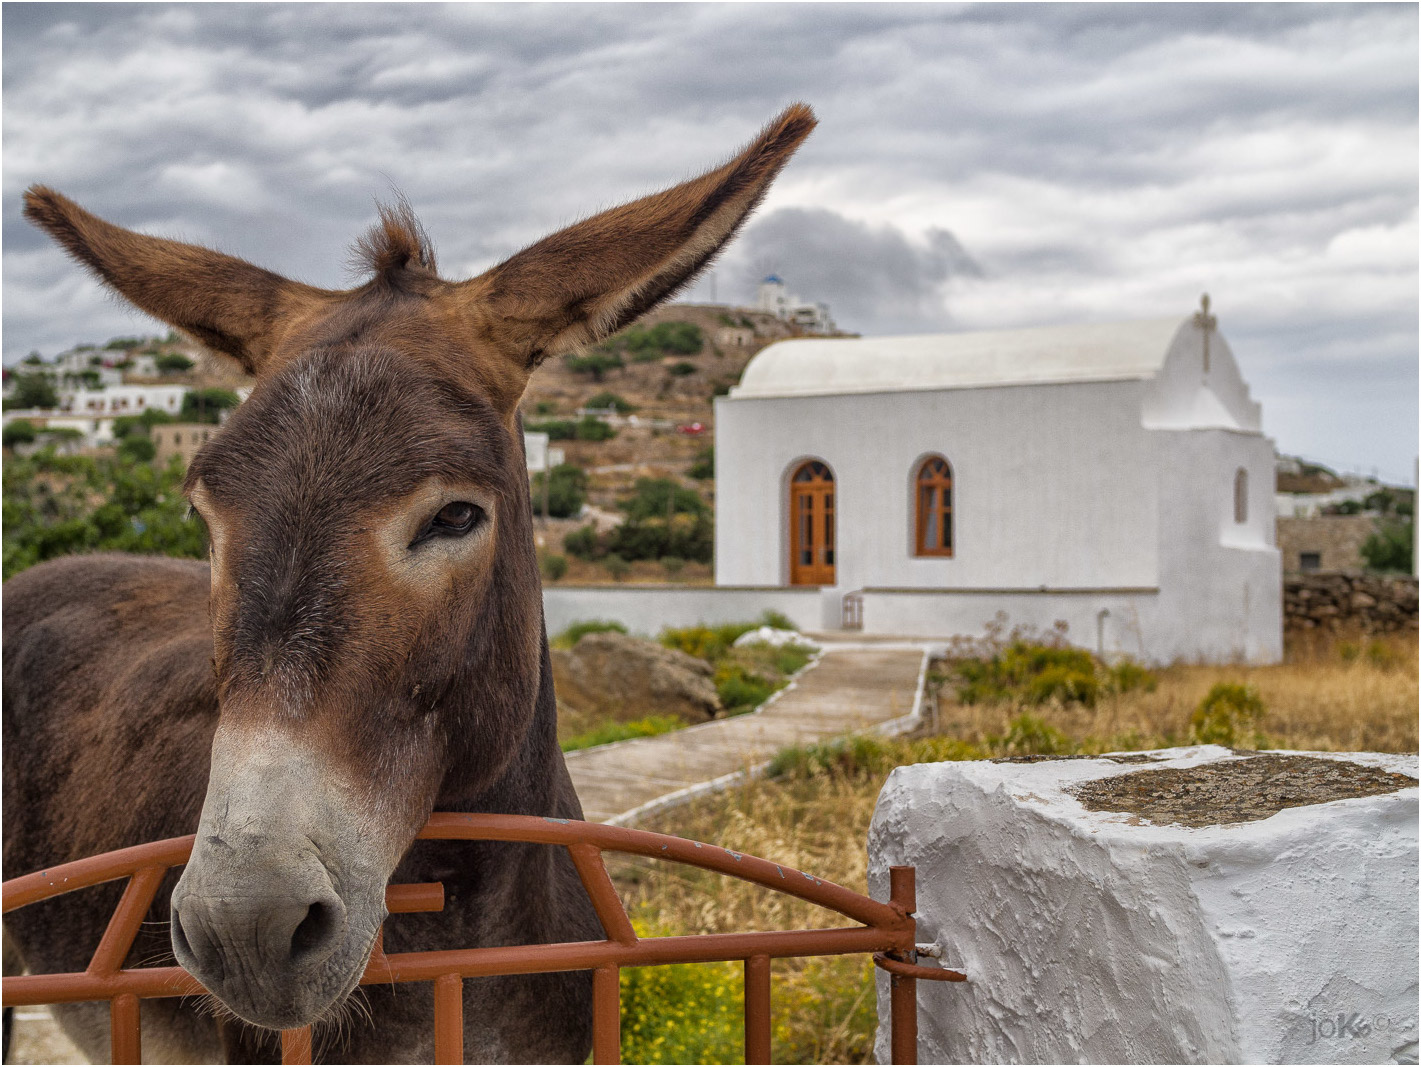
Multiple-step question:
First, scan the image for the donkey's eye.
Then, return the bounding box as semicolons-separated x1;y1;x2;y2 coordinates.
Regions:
410;501;485;549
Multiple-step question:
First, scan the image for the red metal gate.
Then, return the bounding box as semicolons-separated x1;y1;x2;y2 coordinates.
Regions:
2;812;963;1064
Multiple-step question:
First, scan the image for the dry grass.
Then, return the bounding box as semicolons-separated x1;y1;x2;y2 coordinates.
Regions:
616;629;1417;1063
931;629;1417;754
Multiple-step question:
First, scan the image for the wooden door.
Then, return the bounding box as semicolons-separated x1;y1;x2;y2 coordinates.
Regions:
789;460;835;585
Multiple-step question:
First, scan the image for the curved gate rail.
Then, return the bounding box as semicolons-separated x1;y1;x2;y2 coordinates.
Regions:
2;812;964;1065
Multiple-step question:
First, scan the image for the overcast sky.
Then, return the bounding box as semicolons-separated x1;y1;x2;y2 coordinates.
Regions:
4;3;1416;482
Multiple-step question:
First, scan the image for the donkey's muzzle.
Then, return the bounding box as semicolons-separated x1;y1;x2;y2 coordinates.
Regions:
171;847;356;1029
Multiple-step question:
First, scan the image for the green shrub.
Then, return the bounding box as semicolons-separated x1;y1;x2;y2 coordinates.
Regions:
532;400;557;415
1025;665;1099;707
758;609;797;632
526;418;577;440
953;640;1104;707
563;524;601;560
104;337;141;350
604;513;714;564
574;415;616;441
3;451;205;580
112;409;174;439
181;389;240;424
155;352;194;373
553;619;627;649
620;321;704;359
1362;519;1414;574
660;622;760;662
1107;659;1158;694
714;662;776;715
1191;683;1267;748
603;553;630;581
998;712;1075;755
586;391;636;414
8;373;58;410
688;446;714;480
561;714;684;752
118;436;156;462
660;555;685;576
3;420;37;447
531;463;588;518
767;734;986;780
564;351;623;380
621;478;709;521
668;361;697;377
540;553;568;581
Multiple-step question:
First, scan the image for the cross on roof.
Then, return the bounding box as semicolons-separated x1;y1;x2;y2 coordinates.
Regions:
1193;292;1217;373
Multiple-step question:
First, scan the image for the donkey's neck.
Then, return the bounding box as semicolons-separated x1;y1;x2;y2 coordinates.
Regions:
435;626;579;819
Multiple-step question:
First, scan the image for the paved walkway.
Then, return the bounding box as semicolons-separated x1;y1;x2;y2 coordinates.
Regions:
566;643;930;824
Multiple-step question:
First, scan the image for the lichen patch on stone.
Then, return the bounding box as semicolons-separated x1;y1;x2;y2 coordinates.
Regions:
1071;754;1418;828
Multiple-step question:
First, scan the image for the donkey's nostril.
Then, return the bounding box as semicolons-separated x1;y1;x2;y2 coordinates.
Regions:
289;899;342;964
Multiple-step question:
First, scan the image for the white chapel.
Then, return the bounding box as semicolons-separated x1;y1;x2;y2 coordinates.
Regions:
712;300;1282;664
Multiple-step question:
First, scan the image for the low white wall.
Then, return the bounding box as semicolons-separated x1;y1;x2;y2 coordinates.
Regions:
542;585;824;638
857;588;1157;660
869;748;1419;1064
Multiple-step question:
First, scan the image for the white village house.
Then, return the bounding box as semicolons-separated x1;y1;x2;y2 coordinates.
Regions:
710;300;1281;664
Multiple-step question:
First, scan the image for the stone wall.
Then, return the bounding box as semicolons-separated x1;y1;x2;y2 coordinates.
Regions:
1284;571;1418;632
1276;514;1376;574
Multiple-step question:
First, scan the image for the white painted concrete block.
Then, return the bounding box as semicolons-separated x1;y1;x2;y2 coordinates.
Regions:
869;746;1419;1064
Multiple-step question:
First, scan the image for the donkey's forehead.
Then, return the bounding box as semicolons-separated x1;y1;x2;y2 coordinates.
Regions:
188;346;514;507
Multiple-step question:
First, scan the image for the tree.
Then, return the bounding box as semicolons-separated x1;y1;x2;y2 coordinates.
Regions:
1361;519;1414;574
155;353;195;374
119;436;157;462
531;463;588;519
688;446;714;480
181;389;241;423
2;450;205;580
585;391;637;414
564;351;623;381
574;415;616;441
621;478;708;521
3;420;37;447
9;373;58;410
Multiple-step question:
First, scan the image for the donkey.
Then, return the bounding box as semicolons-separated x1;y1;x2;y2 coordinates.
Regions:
2;104;815;1063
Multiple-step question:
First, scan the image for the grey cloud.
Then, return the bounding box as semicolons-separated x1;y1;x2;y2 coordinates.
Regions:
703;208;982;335
3;2;1415;480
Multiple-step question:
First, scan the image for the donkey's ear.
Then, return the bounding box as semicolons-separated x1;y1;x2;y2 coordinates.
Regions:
465;104;816;370
23;187;334;376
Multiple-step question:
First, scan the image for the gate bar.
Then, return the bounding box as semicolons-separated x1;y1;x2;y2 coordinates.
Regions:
888;866;917;1066
432;973;463;1065
111;993;140;1064
592;963;620;1064
745;954;771;1064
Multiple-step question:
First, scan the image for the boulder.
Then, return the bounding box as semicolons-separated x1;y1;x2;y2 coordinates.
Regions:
551;631;720;723
869;746;1418;1064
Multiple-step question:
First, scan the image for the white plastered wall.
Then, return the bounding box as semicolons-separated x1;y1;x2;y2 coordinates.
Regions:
714;379;1158;592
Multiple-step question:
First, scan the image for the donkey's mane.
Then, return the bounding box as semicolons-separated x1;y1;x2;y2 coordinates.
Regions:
351;195;437;285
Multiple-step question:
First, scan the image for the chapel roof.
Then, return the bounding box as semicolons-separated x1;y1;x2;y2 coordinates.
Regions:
731;317;1188;399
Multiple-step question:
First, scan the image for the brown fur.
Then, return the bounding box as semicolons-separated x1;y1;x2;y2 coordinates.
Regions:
3;105;814;1063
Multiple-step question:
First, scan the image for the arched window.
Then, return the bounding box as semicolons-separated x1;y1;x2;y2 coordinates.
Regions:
915;457;953;556
789;460;835;585
1234;467;1248;524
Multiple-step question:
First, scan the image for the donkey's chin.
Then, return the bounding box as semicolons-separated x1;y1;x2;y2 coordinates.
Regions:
173;912;383;1032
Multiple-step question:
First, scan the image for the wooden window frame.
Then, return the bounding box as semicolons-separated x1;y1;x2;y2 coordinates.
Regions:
1233;467;1248;524
914;456;954;558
